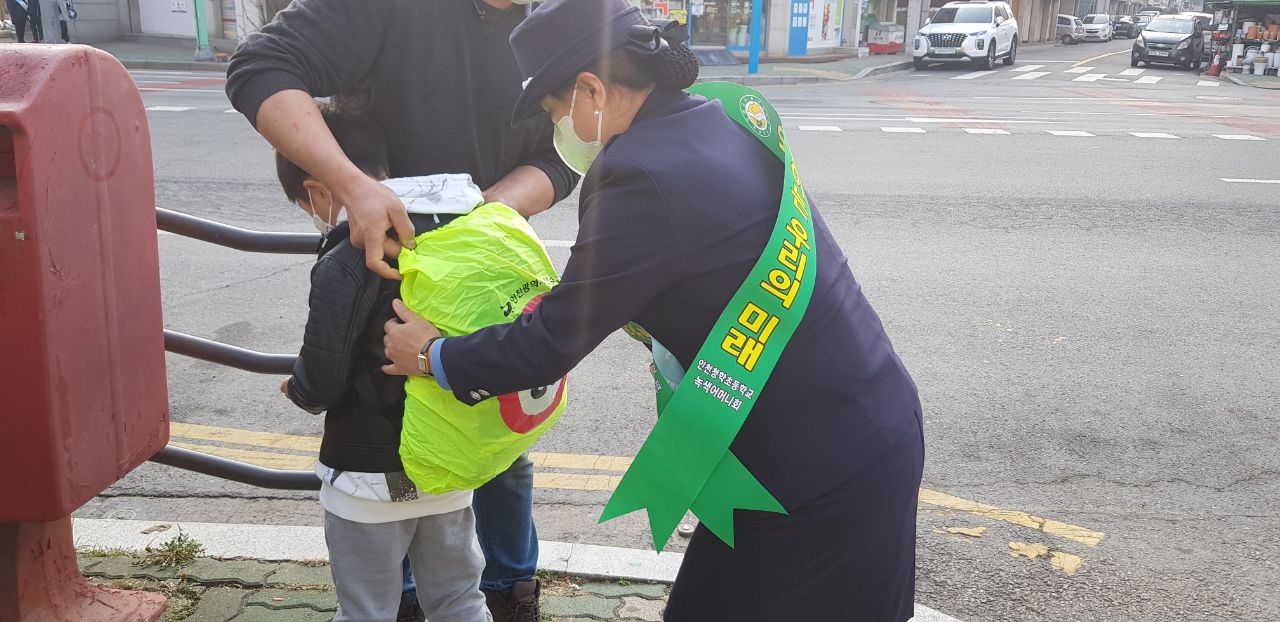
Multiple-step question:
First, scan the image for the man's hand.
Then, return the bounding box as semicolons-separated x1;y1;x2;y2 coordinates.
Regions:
334;174;417;280
382;299;442;376
280;377;291;397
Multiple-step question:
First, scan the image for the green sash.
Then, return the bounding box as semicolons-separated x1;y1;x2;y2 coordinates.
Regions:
601;83;818;552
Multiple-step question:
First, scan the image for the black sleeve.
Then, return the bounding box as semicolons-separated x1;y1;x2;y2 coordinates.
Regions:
225;0;388;127
520;120;580;204
288;255;377;414
439;156;682;405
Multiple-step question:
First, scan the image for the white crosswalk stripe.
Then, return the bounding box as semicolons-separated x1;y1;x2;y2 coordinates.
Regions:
145;106;195;112
1134;75;1164;84
1072;74;1106;82
952;70;997;80
1197;80;1220;87
1130;132;1179;139
1009;64;1046;72
1213;134;1264;140
798;125;843;132
1119;68;1146;76
881;127;927;133
1064;66;1095;73
1047;130;1096;137
1011;71;1050;80
963;128;1010;135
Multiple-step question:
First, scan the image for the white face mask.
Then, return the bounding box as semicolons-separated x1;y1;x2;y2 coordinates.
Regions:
552;84;604;176
307;189;344;236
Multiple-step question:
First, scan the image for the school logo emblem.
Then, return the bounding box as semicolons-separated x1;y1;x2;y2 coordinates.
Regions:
739;95;771;138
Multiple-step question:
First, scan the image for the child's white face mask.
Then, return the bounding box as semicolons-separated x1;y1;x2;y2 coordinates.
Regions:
307;188;345;236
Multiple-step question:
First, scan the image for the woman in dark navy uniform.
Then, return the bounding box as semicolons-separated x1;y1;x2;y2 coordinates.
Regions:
383;0;924;618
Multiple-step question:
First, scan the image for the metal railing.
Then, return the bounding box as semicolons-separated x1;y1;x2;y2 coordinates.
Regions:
152;208;323;491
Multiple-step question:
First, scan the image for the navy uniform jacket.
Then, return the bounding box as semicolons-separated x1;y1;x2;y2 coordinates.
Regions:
441;87;922;509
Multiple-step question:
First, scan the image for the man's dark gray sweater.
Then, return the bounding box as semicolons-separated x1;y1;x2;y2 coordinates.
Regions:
226;0;577;202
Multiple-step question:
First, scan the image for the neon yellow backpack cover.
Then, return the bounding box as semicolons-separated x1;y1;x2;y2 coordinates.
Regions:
398;203;567;494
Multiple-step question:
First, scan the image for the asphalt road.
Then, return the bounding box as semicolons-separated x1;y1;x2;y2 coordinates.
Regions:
76;39;1279;621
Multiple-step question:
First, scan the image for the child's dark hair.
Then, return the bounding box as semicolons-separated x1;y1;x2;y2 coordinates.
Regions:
275;104;390;205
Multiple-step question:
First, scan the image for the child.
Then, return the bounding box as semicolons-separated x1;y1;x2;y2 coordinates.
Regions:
277;105;492;622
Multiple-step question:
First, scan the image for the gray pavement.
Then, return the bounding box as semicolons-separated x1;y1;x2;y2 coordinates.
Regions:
73;37;1280;621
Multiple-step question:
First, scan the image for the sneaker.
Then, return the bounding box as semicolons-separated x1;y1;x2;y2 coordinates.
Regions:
397;591;425;622
484;579;540;622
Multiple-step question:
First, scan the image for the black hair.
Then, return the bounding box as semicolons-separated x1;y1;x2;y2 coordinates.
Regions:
275;103;390;206
589;40;700;93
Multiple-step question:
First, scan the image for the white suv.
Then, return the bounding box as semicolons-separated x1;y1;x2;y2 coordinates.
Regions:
914;1;1019;70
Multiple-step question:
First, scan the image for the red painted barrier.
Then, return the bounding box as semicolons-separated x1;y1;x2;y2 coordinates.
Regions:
0;44;169;621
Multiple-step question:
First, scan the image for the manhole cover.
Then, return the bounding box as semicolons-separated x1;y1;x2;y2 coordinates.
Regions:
1196;96;1242;101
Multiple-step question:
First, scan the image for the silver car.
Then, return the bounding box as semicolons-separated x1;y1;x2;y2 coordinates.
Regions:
1057;14;1085;44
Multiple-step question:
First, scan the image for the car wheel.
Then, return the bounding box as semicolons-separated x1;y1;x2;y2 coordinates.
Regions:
913;58;929;70
1003;39;1017;65
1060;34;1070;44
1131;54;1141;67
1190;56;1202;71
980;42;996;70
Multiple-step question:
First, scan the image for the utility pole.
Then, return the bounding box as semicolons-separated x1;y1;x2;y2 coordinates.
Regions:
748;0;763;74
192;0;215;61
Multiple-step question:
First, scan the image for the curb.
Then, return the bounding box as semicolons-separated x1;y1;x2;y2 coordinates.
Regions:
73;518;964;621
698;60;913;86
119;59;227;73
1221;72;1280;90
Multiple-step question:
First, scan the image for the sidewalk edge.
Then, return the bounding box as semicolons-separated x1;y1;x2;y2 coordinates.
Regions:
119;59;227;73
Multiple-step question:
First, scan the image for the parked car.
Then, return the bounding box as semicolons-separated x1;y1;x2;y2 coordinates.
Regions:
1082;14;1115;41
1132;15;1205;69
913;0;1019;70
1133;13;1155;35
1181;12;1215;59
1057;14;1086;44
1114;16;1137;38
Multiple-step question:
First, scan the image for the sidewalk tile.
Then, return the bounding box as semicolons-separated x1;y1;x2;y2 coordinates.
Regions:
579;581;668;599
231;606;334;622
265;564;334;588
76;555;103;573
188;587;248;622
84;557;179;581
180;559;277;586
246;588;338;611
617;595;665;621
543;594;619;620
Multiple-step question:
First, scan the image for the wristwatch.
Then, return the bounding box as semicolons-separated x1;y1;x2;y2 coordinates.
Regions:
417;337;442;376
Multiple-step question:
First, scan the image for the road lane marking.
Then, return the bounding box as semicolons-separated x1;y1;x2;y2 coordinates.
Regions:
881;127;927;133
1011;71;1051;80
952;70;997;80
1047;130;1096;137
1197;80;1220;87
139;88;227;93
963;128;1010;134
1098;77;1131;82
1064;66;1095;73
1073;49;1129;66
1009;64;1046;72
1119;68;1145;76
145;106;196;112
797;125;843;131
1071;74;1106;82
906;117;1055;124
1129;132;1179;139
1221;178;1280;184
919;489;1105;546
1133;76;1164;84
224;109;239;113
1213;134;1264;141
168;422;1105;548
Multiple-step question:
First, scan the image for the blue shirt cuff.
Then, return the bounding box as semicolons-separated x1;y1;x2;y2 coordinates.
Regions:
430;338;450;390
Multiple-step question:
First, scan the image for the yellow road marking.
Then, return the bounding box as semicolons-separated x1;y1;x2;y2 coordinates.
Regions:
1050;551;1085;576
170;423;1104;546
170;441;317;471
920;489;1105;547
1008;541;1050;560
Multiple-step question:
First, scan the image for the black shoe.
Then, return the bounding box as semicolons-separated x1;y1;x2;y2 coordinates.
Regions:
397;591;425;622
484;579;540;622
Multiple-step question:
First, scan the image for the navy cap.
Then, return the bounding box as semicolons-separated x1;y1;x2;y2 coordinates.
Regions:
509;0;654;125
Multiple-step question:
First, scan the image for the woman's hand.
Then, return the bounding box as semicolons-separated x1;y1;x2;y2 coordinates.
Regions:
280;378;290;397
382;299;441;376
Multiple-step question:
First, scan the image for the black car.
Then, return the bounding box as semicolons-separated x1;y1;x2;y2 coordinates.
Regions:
1132;15;1204;69
1114;16;1137;38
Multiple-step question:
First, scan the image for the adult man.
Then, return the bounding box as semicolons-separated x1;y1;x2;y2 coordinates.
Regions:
225;1;577;620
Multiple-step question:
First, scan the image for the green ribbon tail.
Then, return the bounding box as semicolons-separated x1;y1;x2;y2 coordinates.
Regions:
690;451;786;548
600;464;692;552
